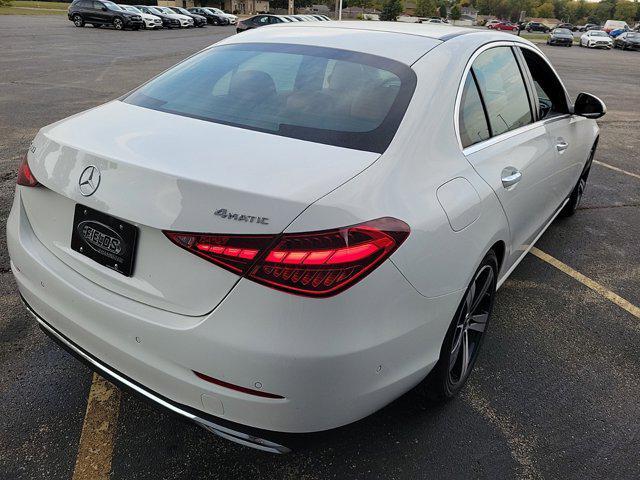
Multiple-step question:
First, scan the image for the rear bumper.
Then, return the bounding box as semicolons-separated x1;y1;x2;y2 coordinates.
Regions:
7;188;462;444
24;296;291;453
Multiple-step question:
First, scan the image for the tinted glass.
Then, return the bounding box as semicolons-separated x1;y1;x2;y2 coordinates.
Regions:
555;28;571;34
103;1;121;10
472;47;532;136
459;74;490;148
124;43;416;153
520;48;569;119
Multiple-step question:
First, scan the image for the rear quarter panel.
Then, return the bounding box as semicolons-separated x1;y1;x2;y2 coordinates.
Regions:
286;38;511;299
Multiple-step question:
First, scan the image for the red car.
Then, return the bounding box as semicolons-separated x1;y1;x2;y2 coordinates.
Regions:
490;22;519;31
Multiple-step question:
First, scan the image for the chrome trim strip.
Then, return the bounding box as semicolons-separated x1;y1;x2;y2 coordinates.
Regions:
496;197;569;290
454;40;573;153
21;299;291;454
462;114;571;155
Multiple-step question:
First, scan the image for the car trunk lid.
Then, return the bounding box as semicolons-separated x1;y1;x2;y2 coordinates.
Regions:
22;101;379;316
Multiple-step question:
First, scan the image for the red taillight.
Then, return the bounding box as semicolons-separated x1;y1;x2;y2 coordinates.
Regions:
16;154;39;187
163;232;273;274
164;217;409;297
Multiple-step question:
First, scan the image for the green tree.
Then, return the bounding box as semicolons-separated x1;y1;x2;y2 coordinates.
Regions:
415;0;437;16
614;0;636;21
451;3;462;18
575;0;588;19
439;2;447;17
380;0;403;20
535;2;554;17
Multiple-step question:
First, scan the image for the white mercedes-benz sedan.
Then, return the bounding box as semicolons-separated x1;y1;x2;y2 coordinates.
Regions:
7;22;605;453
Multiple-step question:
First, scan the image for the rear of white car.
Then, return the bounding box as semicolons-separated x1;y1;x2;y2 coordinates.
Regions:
7;30;463;451
8;23;601;452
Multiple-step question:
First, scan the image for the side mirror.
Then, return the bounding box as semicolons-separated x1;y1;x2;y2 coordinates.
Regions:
574;92;606;119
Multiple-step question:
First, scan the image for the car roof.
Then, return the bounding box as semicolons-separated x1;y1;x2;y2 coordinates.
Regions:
218;21;535;65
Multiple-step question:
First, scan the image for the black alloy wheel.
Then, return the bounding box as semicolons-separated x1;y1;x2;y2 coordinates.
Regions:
422;251;498;401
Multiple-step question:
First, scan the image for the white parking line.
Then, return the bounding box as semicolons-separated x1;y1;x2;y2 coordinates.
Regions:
530;247;640;319
594;160;640;181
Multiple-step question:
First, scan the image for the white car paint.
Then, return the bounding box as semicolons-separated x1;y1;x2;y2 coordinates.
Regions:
7;22;601;452
120;5;162;29
156;6;193;27
207;7;237;24
580;30;613;48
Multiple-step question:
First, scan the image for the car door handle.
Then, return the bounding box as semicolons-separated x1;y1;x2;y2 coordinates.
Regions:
556;141;569;153
501;167;522;188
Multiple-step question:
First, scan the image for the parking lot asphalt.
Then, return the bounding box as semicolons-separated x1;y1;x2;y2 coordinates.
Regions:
1;15;639;480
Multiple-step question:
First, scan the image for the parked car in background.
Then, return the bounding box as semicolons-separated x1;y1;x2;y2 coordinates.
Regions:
236;14;289;32
613;31;640;50
484;19;500;28
557;23;577;31
10;22;605;454
187;7;229;25
547;28;574;46
526;21;550;32
135;6;179;28
206;7;237;25
578;23;600;32
168;7;207;27
609;27;628;38
491;22;519;31
155;6;194;28
120;5;162;29
580;29;613;48
68;0;143;30
603;20;629;33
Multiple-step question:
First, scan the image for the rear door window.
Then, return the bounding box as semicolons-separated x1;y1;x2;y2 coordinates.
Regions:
471;47;532;136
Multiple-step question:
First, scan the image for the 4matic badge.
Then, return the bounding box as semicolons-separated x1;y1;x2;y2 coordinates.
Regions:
214;208;269;225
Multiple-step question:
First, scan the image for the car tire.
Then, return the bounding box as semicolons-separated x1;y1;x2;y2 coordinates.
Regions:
420;250;498;402
113;17;124;30
72;14;84;27
561;142;596;217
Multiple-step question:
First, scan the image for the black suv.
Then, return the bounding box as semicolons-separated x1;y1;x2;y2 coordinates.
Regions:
525;22;550;33
187;7;229;25
68;0;143;30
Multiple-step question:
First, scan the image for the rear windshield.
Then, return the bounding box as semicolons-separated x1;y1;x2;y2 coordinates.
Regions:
123;43;416;153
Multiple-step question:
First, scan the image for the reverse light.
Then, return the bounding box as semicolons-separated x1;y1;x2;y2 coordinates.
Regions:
164;217;410;297
16;153;39;187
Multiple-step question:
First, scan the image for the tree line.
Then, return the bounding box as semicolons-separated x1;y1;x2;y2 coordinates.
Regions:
296;0;640;24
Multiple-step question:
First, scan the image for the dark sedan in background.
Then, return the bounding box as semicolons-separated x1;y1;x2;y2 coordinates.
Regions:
614;31;640;50
547;28;574;46
168;6;207;27
526;21;550;32
236;14;289;33
187;7;229;25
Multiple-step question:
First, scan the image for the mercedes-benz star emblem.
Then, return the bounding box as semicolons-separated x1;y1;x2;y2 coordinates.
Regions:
78;165;101;197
